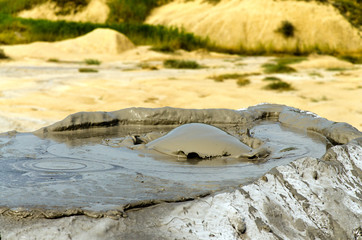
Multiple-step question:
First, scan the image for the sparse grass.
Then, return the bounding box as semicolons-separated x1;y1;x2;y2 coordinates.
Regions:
0;0;89;15
262;63;296;74
338;54;362;64
274;56;307;65
262;56;306;74
210;72;259;82
294;0;362;29
106;0;171;23
0;48;9;59
138;62;158;70
236;78;250;86
203;0;221;4
0;0;45;14
263;76;281;81
78;67;98;73
150;45;176;53
310;96;328;102
331;0;362;29
84;58;101;65
309;72;323;77
326;67;348;71
0;14;211;52
210;73;246;82
52;0;90;15
264;80;295;91
275;20;296;38
163;59;202;69
47;58;60;62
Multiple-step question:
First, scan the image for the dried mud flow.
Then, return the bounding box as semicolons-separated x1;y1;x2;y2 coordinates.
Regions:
0;104;361;240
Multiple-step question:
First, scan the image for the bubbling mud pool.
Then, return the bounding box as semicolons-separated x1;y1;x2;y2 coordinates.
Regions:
0;104;359;217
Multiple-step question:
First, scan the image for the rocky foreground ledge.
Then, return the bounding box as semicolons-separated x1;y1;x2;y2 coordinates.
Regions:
0;104;361;240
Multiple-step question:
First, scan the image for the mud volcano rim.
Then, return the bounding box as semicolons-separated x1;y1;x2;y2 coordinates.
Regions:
35;104;362;146
3;104;360;220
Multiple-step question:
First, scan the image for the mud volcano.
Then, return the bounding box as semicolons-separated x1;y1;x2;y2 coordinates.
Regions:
0;104;361;239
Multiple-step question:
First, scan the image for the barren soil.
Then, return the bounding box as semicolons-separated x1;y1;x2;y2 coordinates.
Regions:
0;44;361;132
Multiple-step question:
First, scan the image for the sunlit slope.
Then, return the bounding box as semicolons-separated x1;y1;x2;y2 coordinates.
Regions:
146;0;362;53
18;0;109;23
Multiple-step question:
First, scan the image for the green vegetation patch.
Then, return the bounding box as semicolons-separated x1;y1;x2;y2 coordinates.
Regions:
263;80;295;91
326;67;348;71
78;67;98;73
263;76;281;81
107;0;171;23
84;58;101;65
292;0;361;30
262;56;306;74
0;0;45;15
47;58;60;62
210;73;245;82
0;48;9;59
236;78;250;87
331;0;362;29
275;20;296;38
0;0;89;15
338;54;362;64
274;56;307;65
163;59;202;69
310;96;328;102
202;0;222;4
262;63;296;74
0;14;211;53
210;72;259;82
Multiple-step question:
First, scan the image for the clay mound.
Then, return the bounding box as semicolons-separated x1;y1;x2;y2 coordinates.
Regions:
18;0;109;24
2;28;135;60
291;55;354;69
146;0;362;53
55;28;135;55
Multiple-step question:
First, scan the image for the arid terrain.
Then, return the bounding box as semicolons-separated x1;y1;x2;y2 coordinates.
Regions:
0;1;361;239
0;0;361;132
1;36;361;132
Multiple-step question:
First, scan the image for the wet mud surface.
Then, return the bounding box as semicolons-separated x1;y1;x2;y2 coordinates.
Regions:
0;104;360;219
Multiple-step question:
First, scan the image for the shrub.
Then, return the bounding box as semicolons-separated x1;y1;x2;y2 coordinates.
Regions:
150;45;176;53
326;67;347;71
263;76;281;81
236;78;250;86
163;59;202;69
262;63;296;74
0;48;9;59
84;58;101;65
338;55;362;64
274;56;307;65
210;72;259;82
78;68;98;73
203;0;221;4
107;0;171;23
210;73;245;82
264;80;294;91
0;0;45;14
47;58;60;62
275;20;295;38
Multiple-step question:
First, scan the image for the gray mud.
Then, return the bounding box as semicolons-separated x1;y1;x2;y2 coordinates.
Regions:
0;104;361;220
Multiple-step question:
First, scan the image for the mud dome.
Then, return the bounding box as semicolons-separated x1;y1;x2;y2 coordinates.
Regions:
0;104;361;239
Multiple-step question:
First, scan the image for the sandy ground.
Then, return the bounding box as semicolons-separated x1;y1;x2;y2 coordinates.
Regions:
0;44;361;132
